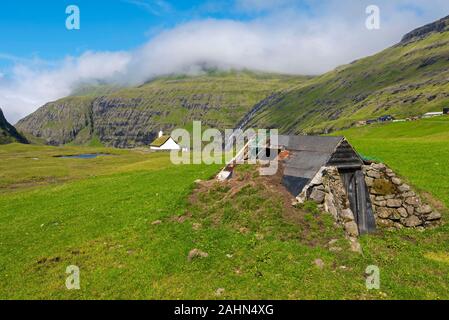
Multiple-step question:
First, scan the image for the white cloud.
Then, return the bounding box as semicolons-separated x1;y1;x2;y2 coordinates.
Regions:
2;0;449;123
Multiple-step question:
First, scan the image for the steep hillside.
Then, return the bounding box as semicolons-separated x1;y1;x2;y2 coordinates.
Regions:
16;71;305;148
0;108;28;145
243;15;449;134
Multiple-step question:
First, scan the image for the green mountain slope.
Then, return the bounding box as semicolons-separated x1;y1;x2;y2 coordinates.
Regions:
0;108;28;145
16;71;307;147
243;15;449;134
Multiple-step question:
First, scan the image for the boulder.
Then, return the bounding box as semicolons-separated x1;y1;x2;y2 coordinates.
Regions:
310;189;326;204
404;216;422;227
377;207;394;219
405;197;421;208
387;199;402;208
365;177;374;187
406;205;415;215
344;221;359;237
392;177;402;185
398;184;411;192
426;211;441;221
377;219;394;228
340;208;355;222
188;249;209;262
398;207;408;218
416;204;432;215
367;170;381;179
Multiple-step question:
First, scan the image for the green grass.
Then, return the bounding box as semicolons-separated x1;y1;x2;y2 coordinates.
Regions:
1;117;449;299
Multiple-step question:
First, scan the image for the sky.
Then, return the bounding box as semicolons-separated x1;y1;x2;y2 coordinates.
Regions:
1;0;449;123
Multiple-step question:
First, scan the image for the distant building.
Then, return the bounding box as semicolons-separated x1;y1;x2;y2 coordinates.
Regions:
423;111;444;118
150;131;181;151
443;108;449;115
366;119;377;125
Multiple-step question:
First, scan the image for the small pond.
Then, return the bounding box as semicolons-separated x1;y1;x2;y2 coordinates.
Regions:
56;154;112;159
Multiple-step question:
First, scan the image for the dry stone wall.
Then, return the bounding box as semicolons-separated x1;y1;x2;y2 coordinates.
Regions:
364;163;441;229
297;163;441;237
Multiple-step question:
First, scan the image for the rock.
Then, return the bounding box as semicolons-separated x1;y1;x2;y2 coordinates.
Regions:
374;200;387;207
367;170;381;179
404;216;422;227
394;223;404;229
384;195;395;200
398;184;411;192
405;197;420;208
390;211;402;221
398;207;408;218
425;211;441;221
377;207;394;219
344;221;359;237
314;259;325;269
310;189;325;204
340;209;355;222
406;205;415;215
387;199;402;208
349;239;363;254
392;177;402;185
416;204;432;215
192;223;202;231
187;249;209;262
372;163;386;171
215;288;225;296
151;220;162;225
377;219;394;228
375;196;385;201
402;191;416;198
365;177;374;187
324;194;338;218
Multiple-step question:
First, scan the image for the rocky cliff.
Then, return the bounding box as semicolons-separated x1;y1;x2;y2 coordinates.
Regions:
401;15;449;44
16;71;303;147
0;108;28;145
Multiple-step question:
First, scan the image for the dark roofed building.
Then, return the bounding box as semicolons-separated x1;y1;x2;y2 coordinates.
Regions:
275;135;363;196
274;135;376;235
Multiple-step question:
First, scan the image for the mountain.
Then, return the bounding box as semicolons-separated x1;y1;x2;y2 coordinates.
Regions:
16;16;449;146
0;108;28;145
241;15;449;134
16;71;307;147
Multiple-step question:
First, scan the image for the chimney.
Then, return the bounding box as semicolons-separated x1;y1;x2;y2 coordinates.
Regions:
158;130;163;138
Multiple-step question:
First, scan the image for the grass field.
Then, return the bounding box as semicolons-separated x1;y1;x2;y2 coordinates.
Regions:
1;117;449;299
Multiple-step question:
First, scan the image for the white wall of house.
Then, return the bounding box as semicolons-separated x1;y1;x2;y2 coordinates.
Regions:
150;138;181;150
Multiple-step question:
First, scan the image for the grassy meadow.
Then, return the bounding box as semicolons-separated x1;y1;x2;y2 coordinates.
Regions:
0;117;449;299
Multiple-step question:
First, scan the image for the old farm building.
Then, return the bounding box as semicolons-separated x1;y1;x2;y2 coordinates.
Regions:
218;134;441;236
276;135;377;235
150;131;181;151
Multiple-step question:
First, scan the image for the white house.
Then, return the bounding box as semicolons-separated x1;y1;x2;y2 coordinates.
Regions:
423;111;443;118
150;131;181;151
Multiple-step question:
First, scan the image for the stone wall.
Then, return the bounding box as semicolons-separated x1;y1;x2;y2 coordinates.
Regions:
297;163;441;237
297;166;360;238
364;163;441;229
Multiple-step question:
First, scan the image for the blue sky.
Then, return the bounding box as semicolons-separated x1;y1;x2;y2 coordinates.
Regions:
1;0;449;122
